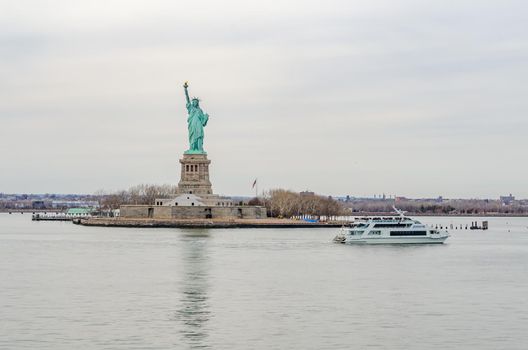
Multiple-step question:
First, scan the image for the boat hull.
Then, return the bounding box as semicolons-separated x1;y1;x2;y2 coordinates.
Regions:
335;235;448;244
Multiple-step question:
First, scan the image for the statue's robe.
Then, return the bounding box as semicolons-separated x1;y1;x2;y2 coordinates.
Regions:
186;103;208;151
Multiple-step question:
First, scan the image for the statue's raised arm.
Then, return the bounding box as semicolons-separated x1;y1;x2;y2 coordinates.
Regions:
183;81;190;105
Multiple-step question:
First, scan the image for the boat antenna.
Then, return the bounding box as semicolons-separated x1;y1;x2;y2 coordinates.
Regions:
393;206;406;218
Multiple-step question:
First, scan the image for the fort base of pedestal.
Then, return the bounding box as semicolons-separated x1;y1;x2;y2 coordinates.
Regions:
120;152;267;220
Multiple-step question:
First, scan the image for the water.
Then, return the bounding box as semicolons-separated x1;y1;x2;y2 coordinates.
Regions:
1;214;527;349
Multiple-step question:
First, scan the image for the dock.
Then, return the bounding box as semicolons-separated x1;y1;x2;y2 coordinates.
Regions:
32;214;72;221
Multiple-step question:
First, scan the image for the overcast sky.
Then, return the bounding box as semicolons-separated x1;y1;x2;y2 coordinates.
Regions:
1;0;527;198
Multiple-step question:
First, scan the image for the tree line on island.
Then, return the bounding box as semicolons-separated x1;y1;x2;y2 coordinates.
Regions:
95;184;178;210
95;185;345;218
249;189;344;218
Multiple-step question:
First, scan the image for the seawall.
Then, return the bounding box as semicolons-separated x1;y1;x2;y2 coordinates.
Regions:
74;217;344;229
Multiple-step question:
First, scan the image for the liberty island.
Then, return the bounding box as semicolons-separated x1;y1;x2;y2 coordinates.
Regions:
73;83;343;227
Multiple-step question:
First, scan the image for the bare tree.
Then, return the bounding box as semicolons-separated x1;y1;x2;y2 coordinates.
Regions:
96;184;178;208
263;189;344;218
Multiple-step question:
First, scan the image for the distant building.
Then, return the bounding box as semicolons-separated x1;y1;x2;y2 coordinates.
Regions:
156;194;211;207
65;208;93;217
500;194;515;205
300;191;315;197
32;200;47;209
15;200;33;208
52;200;99;209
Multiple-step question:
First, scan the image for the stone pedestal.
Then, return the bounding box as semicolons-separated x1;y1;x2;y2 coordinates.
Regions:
177;153;213;195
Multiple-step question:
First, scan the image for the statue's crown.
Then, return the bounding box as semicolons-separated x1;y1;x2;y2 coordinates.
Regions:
191;97;200;102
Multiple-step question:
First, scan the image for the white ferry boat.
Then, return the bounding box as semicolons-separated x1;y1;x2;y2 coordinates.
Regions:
333;209;449;244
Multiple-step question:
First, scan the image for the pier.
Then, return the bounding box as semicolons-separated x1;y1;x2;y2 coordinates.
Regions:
32;213;73;221
433;220;489;230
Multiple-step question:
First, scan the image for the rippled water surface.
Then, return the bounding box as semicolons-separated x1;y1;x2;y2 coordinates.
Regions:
1;214;528;349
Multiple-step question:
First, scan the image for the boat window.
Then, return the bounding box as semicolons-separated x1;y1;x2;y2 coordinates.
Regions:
374;223;411;228
390;231;427;236
368;230;381;235
349;222;369;228
350;230;364;235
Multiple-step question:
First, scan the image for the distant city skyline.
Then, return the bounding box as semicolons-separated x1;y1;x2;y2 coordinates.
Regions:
0;192;524;202
1;0;527;198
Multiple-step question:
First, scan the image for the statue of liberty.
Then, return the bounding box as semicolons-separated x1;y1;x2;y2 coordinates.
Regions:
183;82;209;154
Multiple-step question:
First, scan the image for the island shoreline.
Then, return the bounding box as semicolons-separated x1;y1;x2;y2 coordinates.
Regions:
74;217;345;229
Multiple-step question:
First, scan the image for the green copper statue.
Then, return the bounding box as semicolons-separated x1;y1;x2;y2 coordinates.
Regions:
183;81;209;154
